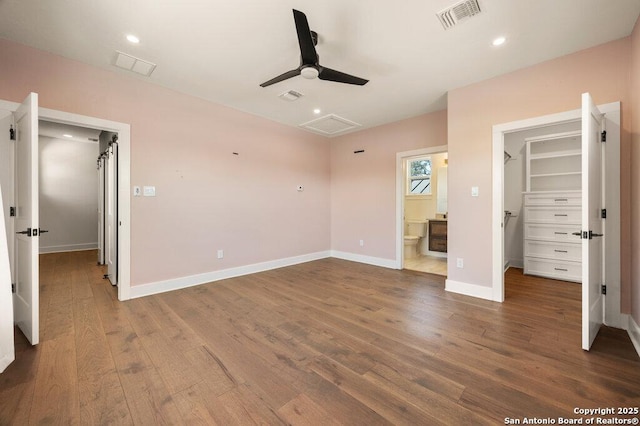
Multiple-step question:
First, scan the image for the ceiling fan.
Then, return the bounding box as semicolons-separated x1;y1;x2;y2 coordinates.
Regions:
260;9;369;88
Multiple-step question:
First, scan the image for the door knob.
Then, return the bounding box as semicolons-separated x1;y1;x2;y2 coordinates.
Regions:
16;228;31;236
39;229;49;234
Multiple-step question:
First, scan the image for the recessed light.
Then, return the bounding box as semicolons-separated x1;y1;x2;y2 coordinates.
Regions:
492;36;506;46
63;134;73;138
126;34;140;44
313;108;321;114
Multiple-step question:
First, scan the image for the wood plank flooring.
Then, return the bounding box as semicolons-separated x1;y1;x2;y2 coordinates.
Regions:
1;250;639;425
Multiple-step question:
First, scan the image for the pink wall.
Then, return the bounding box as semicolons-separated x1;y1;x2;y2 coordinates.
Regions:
330;110;447;259
448;38;632;311
0;38;330;286
630;20;640;325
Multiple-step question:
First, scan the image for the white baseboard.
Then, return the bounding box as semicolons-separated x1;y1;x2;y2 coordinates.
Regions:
330;251;398;269
40;243;98;254
130;251;331;299
628;315;640;359
445;278;496;301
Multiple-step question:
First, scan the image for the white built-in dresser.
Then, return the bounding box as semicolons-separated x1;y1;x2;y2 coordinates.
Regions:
523;131;582;283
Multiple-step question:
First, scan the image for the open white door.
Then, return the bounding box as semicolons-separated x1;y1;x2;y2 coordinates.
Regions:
14;93;39;346
0;184;15;372
581;92;604;351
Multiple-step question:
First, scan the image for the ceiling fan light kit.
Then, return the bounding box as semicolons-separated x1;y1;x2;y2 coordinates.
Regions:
260;9;368;88
301;66;319;79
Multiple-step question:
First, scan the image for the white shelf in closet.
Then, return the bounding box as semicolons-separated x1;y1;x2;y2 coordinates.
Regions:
525;130;582;193
523;130;582;283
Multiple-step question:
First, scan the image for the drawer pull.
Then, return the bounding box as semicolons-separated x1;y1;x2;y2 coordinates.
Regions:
554;214;568;217
554;232;568;235
554;198;568;202
554;268;568;272
554;250;568;253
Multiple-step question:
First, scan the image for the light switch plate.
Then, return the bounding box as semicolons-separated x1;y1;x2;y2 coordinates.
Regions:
143;186;156;197
471;186;479;197
133;186;141;197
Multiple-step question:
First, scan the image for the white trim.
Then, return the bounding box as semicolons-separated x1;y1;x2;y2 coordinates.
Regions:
330;250;398;269
445;279;496;301
396;145;448;270
0;100;19;112
130;251;331;299
628;315;640;359
39;243;98;254
492;102;620;309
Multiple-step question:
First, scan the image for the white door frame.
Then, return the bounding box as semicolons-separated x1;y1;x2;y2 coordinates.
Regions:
491;102;621;327
395;145;448;269
0;99;131;301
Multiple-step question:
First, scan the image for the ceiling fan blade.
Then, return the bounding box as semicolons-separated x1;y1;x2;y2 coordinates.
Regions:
318;67;369;86
293;9;318;65
260;69;301;87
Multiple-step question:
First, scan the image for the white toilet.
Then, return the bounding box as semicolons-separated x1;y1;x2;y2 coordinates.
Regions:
404;220;428;259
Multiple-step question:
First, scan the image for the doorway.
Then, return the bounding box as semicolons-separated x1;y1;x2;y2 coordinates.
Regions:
396;145;448;275
0;97;131;302
491;101;623;328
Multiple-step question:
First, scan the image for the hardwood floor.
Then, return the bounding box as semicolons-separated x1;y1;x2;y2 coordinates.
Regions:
1;251;639;425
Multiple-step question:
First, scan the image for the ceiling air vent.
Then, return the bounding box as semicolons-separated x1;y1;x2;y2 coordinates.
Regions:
437;0;482;30
278;90;303;101
114;51;156;77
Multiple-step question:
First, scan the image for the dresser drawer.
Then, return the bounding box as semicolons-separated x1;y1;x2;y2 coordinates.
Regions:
524;207;581;224
524;223;582;242
524;193;581;206
524;257;581;283
524;240;581;262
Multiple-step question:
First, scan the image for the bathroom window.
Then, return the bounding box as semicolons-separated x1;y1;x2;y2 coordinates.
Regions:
407;157;432;195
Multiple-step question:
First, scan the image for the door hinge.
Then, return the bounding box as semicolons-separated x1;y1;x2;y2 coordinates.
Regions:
9;125;15;141
9;206;15;217
601;130;607;142
11;283;15;293
601;284;607;295
601;208;607;219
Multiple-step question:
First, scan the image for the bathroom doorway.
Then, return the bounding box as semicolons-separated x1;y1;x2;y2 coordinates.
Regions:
395;145;448;276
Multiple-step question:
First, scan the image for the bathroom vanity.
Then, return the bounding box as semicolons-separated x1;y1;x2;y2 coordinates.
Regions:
428;220;447;253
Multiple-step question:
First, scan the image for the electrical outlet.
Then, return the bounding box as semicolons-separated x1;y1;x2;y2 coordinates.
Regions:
217;250;224;259
456;258;464;268
359;240;364;247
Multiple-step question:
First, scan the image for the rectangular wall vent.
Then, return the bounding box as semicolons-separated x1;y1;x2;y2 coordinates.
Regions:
437;0;482;30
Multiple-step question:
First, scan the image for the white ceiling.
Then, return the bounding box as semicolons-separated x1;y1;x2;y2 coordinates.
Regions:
39;121;101;144
2;1;640;136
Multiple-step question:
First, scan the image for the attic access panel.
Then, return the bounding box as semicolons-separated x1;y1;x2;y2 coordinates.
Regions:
300;114;361;136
